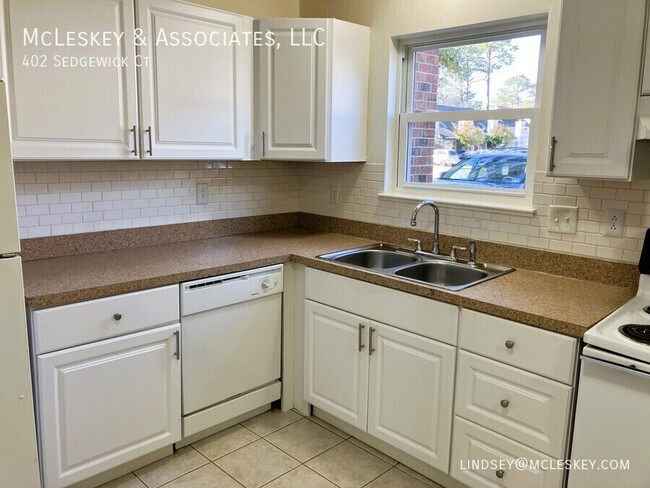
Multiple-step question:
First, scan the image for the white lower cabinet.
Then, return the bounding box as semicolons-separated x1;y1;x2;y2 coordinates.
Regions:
32;286;181;488
304;299;456;472
450;310;578;488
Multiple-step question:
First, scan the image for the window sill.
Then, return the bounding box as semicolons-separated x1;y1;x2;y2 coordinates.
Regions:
378;192;537;217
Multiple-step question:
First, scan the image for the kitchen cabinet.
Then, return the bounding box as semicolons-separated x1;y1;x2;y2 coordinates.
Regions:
3;0;252;160
548;0;650;179
450;310;577;488
304;269;457;472
32;285;181;488
255;18;369;161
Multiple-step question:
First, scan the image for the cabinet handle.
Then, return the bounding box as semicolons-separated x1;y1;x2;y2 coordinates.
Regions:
146;126;153;156
113;313;122;321
505;340;515;349
369;327;376;355
261;131;266;157
496;469;505;479
130;125;138;156
174;330;180;360
358;323;365;351
548;136;557;172
500;399;510;408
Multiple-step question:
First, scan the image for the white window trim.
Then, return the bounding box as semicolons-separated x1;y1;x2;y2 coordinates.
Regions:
384;17;548;217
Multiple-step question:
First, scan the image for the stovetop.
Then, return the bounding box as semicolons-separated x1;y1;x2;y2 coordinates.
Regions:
584;274;650;363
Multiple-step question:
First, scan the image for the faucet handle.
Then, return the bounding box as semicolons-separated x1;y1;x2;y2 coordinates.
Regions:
407;238;422;252
450;245;467;261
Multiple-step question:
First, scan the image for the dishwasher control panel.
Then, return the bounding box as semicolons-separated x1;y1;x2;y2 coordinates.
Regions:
181;264;283;315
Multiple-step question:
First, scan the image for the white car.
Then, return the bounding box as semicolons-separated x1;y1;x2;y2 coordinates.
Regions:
433;149;459;167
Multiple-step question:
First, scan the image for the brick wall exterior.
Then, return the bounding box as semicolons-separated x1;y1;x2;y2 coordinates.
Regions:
409;50;439;183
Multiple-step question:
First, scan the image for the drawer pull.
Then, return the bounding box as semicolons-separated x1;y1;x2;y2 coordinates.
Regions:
505;340;515;349
113;313;122;321
496;469;505;479
358;323;365;351
500;399;510;408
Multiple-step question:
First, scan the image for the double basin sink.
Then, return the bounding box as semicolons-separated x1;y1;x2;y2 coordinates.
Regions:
319;243;513;291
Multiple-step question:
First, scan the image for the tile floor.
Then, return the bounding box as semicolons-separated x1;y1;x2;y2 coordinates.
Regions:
98;409;444;488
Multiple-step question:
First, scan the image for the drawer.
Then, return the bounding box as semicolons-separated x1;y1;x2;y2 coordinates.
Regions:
450;417;564;488
305;268;458;345
455;351;572;458
459;309;577;384
32;285;180;354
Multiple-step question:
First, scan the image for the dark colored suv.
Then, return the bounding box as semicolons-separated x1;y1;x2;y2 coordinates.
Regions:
438;151;527;189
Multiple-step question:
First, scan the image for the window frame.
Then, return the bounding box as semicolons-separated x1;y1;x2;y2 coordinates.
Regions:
388;17;548;214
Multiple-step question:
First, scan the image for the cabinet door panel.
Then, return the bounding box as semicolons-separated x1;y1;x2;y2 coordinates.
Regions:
37;325;181;488
304;300;368;430
258;20;327;160
4;0;138;159
549;0;646;179
138;0;252;159
367;322;455;472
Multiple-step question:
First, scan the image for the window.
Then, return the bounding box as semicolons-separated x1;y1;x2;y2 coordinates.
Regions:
393;19;546;211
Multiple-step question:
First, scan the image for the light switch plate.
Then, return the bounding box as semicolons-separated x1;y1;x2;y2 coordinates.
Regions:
548;205;578;234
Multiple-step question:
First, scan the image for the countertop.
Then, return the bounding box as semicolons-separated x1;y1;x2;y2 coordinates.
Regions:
22;228;635;338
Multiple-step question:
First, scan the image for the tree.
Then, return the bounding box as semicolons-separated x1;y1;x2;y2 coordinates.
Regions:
438;74;482;110
494;75;536;108
485;124;516;148
455;121;485;150
439;40;518;109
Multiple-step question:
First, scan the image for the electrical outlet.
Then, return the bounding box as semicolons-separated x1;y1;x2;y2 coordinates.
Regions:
196;183;209;205
330;185;340;204
548;205;578;234
603;208;626;237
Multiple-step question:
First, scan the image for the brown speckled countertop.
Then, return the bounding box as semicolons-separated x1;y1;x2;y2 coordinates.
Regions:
22;228;635;338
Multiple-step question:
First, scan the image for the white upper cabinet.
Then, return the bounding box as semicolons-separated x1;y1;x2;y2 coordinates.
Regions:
137;0;252;159
256;18;369;162
3;0;139;159
548;0;648;179
3;0;252;160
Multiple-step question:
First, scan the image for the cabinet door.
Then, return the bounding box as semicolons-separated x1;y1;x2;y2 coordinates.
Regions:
304;300;368;430
4;0;139;159
367;322;455;472
37;324;181;488
137;0;252;159
549;0;646;179
257;19;327;160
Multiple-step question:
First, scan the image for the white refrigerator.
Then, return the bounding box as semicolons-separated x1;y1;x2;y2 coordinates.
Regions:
0;80;41;486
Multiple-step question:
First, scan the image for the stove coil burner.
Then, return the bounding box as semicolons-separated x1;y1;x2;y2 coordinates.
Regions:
619;324;650;344
644;306;650;315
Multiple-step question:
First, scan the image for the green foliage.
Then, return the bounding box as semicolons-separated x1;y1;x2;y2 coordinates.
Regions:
485;124;516;149
455;121;485;150
494;75;536;108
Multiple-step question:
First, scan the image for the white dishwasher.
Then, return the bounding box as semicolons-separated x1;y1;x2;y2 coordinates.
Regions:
180;264;283;439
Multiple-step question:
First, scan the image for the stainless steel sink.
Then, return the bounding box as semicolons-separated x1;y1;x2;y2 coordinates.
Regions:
331;247;420;269
318;243;513;291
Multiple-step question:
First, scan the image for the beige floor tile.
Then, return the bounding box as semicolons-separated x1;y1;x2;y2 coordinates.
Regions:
161;464;242;488
348;437;398;466
308;415;351;439
365;467;435;488
241;409;302;437
215;439;299;488
98;473;146;488
306;441;391;488
266;418;344;462
394;464;443;487
262;466;337;488
192;425;260;460
133;447;208;488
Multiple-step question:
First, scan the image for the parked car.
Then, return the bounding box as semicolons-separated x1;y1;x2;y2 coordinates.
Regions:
433;149;460;167
437;152;527;189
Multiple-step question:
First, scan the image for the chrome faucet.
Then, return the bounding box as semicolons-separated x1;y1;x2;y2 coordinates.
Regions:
410;200;440;254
